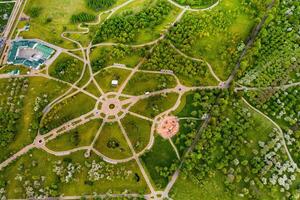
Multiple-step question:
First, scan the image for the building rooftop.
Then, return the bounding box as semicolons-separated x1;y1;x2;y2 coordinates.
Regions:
7;39;55;69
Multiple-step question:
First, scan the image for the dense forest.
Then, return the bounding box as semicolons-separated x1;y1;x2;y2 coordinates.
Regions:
238;0;299;87
142;41;211;86
169;90;299;199
93;1;171;43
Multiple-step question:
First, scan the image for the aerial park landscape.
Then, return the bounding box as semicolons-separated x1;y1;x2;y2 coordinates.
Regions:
0;0;299;199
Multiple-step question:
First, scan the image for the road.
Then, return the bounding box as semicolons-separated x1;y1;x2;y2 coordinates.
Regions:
0;0;26;64
167;0;222;12
224;0;276;88
1;0;22;39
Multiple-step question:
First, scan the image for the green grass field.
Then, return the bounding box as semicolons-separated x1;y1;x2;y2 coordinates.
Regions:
121;114;152;153
0;77;68;162
84;81;101;97
48;53;84;84
123;72;177;95
0;149;148;198
170;173;237;200
46;119;102;151
40;92;96;134
76;66;91;87
142;136;178;189
94;67;131;93
130;93;179;118
20;0;97;49
0;65;30;74
94;122;132;159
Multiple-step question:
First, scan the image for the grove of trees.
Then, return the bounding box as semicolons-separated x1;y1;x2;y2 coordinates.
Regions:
50;57;82;83
0;78;28;147
86;0;116;11
142;41;210;86
238;0;299;87
93;1;171;43
71;12;96;24
175;0;218;8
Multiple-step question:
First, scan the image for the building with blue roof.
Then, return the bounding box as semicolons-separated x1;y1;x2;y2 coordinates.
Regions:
7;39;55;69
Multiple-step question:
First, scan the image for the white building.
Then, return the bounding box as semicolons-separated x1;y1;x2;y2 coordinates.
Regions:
111;80;118;87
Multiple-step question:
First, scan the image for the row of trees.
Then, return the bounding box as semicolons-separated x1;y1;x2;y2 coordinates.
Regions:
28;94;50;139
86;0;116;11
0;78;28;147
246;87;300;126
71;12;96;24
175;0;218;8
27;6;42;18
93;1;171;43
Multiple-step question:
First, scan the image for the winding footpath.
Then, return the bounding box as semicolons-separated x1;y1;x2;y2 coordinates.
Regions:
242;98;297;167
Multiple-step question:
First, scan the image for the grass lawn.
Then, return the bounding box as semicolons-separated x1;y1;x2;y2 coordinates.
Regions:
123;72;177;95
40;92;96;134
113;0;150;16
121;114;152;153
0;77;68;162
48;53;84;84
172;91;195;117
84;81;101;97
130;93;179;118
241;101;275;147
0;65;30;74
46;119;102;151
170;173;238;200
192;0;259;80
0;149;148;198
94;122;132;159
76;65;91;87
169;0;265;80
141;136;178;189
94;67;131;93
20;0;97;49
